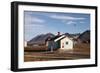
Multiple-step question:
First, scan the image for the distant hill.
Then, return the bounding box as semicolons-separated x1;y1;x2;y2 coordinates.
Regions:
27;30;90;46
27;33;55;45
78;30;90;43
64;33;80;39
64;33;72;38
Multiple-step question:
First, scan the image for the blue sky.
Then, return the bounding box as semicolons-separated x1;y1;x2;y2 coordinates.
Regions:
24;11;90;41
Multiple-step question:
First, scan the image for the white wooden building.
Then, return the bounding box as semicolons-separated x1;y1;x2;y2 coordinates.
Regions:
60;37;73;50
24;41;27;47
46;34;74;51
54;35;73;50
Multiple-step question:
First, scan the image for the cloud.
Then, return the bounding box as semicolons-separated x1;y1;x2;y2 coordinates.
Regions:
25;23;45;27
24;14;45;32
66;21;77;25
24;12;47;41
24;12;46;33
49;14;86;25
25;15;45;25
79;21;85;23
30;17;45;23
24;23;46;41
50;14;85;20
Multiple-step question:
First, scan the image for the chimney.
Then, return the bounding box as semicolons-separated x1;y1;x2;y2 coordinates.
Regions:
57;32;60;36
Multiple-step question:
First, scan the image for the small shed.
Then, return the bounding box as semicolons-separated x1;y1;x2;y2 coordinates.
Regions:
24;41;27;47
60;37;73;50
45;36;60;51
46;35;73;51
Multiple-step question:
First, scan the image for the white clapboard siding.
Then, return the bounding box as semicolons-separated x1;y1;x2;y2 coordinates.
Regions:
24;41;27;47
60;37;73;50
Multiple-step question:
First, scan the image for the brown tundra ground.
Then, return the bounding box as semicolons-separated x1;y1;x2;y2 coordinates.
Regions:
24;43;90;62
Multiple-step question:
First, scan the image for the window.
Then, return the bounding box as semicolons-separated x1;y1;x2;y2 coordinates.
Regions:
66;42;68;45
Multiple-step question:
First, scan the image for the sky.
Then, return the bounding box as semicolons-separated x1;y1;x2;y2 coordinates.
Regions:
24;11;90;41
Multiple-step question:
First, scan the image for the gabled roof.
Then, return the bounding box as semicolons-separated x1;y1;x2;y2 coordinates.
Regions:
54;35;65;42
51;35;72;42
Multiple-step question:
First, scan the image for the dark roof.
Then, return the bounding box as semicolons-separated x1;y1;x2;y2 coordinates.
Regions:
47;35;69;41
64;33;72;38
51;35;61;40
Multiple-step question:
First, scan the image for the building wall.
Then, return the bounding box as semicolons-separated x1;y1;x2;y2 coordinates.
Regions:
60;37;73;50
47;40;60;51
54;40;60;50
